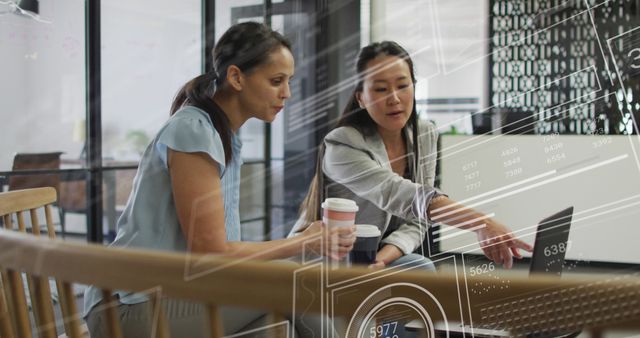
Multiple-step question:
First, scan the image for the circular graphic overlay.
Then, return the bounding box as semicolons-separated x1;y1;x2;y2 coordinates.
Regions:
345;282;449;338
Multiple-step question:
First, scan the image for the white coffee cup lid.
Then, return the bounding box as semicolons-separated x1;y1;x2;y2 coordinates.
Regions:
322;198;359;212
355;224;381;237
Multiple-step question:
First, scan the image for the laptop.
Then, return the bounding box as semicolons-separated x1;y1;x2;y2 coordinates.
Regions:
529;206;573;277
407;207;575;337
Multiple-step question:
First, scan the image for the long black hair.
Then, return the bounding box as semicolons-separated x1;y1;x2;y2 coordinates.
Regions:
300;41;420;224
335;41;418;140
170;22;291;164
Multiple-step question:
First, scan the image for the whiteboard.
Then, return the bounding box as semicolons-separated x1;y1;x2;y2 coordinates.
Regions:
438;133;640;264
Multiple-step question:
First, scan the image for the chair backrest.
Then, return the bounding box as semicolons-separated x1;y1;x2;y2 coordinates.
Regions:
0;187;82;338
2;190;640;338
8;152;63;192
0;188;294;338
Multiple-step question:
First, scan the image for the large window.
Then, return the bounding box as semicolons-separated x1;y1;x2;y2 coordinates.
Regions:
0;0;87;238
0;0;201;241
98;0;201;240
0;0;86;170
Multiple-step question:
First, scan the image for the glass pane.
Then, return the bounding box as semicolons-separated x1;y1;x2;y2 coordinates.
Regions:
273;5;327;232
101;0;202;164
270;10;314;238
241;219;265;242
58;168;88;238
101;167;136;242
269;159;288;239
239;162;266;222
0;0;86;171
240;119;266;160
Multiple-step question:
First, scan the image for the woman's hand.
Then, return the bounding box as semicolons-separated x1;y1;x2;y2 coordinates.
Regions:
368;260;386;269
428;195;532;269
302;221;356;260
476;220;533;269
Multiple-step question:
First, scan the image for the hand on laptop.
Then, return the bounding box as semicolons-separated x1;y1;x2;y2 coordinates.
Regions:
428;196;533;268
476;220;533;269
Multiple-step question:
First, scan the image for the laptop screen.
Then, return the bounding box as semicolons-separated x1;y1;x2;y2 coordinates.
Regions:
529;207;574;277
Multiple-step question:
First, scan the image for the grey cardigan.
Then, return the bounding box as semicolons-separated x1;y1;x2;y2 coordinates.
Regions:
291;120;442;254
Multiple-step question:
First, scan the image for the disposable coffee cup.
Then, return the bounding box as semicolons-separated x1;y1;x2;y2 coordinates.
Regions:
350;224;381;265
321;198;359;228
322;198;358;267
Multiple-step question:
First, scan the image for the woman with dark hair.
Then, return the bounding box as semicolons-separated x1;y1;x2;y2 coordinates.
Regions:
83;22;353;337
293;41;531;270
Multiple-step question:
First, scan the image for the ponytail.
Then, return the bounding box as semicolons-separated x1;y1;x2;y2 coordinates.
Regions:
170;70;233;165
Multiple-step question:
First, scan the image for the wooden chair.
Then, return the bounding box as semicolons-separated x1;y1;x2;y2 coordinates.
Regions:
2;188;640;337
7;152;125;239
8;152;67;237
0;187;83;338
0;188;291;338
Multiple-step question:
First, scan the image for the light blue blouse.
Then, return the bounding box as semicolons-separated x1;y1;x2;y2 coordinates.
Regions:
83;106;243;316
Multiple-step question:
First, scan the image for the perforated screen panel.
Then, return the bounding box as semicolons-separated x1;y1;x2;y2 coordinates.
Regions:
489;0;640;135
